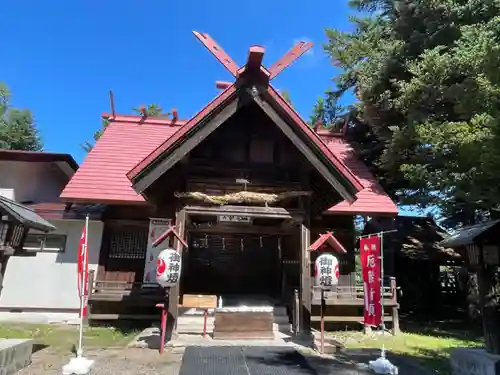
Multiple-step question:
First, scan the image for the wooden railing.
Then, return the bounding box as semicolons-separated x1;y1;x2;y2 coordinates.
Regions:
310;277;400;334
311;277;398;306
85;270;165;321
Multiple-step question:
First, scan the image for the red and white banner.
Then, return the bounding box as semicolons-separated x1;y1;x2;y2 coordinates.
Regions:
77;220;89;318
360;235;382;327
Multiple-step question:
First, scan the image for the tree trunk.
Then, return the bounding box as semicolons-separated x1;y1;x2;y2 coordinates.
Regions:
478;262;500;354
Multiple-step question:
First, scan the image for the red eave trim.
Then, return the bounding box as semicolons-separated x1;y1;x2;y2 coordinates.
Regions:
58;196;151;206
127;84;238;180
326;209;399;216
266;87;364;192
309;232;347;254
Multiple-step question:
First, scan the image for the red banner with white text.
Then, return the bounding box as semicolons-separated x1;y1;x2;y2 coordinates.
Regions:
77;224;89;318
360;235;382;327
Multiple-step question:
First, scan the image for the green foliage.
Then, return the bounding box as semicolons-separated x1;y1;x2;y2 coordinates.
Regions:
0;83;43;151
280;89;293;106
131;104;170;118
81;117;109;153
316;0;500;226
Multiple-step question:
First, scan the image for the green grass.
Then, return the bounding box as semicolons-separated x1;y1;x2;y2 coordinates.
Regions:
0;323;139;353
329;330;482;374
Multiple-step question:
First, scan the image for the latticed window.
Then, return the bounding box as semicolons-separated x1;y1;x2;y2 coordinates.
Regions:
108;225;148;259
0;218;9;247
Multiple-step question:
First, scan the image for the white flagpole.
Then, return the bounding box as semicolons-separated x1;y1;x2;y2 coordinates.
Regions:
77;214;89;358
63;214;94;375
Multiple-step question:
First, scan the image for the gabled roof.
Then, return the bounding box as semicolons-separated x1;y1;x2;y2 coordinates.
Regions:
127;83;364;203
60;33;397;215
309;232;347;254
440;220;500;248
59;115;397;215
0;195;56;232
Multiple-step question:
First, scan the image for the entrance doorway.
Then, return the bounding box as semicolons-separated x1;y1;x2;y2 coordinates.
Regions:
182;231;281;304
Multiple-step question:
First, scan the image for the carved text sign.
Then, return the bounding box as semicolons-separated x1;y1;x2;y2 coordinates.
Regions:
218;215;251;224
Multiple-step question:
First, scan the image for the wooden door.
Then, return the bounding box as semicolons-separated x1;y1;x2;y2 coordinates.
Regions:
183;232;280;297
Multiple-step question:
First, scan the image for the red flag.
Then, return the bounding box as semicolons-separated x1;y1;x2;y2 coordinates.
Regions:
360;235;382;327
77;223;89;317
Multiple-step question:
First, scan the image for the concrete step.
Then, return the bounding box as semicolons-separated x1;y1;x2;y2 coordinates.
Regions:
177;316;214;334
0;339;33;375
273;322;292;333
312;334;345;355
273;306;287;316
273;315;290;325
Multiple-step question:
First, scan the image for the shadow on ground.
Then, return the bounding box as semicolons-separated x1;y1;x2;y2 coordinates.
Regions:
400;317;483;341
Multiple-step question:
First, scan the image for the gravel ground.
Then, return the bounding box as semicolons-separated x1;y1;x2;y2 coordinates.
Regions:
17;347;184;375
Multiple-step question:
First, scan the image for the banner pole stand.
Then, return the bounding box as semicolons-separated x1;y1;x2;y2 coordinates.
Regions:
378;232;386;333
320;288;325;354
362;231;398;374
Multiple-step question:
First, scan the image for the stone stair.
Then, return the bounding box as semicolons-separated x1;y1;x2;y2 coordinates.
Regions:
177;314;215;334
0;339;33;375
312;331;345;355
272;306;291;333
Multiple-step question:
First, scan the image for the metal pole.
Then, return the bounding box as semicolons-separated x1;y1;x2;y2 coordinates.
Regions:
379;232;385;332
320;288;325;354
77;214;89;358
357;229;397;239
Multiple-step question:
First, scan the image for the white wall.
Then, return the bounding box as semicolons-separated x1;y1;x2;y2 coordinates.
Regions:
0;219;104;311
0;161;68;203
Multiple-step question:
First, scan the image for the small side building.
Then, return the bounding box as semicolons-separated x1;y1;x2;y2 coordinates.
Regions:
364;215;462;316
0;150;104;323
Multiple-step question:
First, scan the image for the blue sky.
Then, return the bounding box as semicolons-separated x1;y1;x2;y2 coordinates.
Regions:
2;0;355;162
1;1;423;216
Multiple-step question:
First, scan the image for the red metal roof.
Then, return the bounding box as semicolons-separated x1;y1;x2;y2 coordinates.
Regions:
60;115;397;215
322;136;398;216
309;232;347;253
60;116;185;204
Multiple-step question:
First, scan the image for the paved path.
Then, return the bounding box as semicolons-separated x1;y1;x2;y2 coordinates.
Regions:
17;344;432;375
17;348;184;375
179;346;316;375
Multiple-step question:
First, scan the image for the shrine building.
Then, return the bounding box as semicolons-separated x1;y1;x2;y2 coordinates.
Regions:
59;32;399;335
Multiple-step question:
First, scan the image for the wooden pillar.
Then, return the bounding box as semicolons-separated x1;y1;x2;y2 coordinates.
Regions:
300;222;311;333
166;209;186;340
